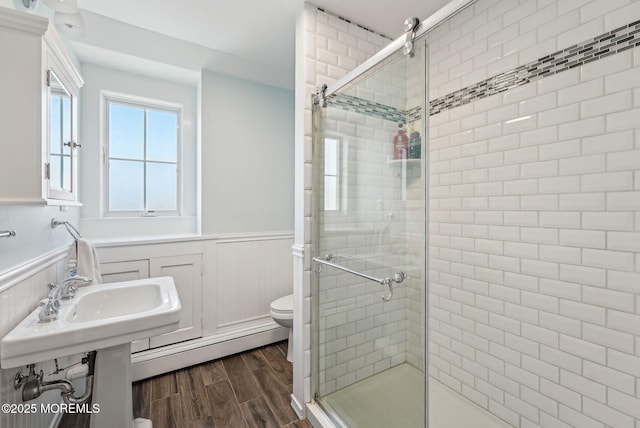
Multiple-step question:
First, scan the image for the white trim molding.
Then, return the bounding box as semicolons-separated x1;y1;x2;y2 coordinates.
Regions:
0;246;68;294
0;6;48;35
291;243;306;418
132;322;287;381
306;401;338;428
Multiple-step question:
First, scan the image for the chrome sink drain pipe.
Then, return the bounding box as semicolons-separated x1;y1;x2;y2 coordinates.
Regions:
15;351;96;404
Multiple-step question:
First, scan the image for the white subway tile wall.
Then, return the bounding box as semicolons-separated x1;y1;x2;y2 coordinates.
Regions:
428;1;640;428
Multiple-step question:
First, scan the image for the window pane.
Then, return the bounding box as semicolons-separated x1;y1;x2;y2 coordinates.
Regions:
50;96;62;155
324;176;337;211
109;103;145;160
50;154;62;191
325;138;338;175
146;162;177;211
147;110;178;162
109;160;144;211
62;155;71;191
62;96;71;155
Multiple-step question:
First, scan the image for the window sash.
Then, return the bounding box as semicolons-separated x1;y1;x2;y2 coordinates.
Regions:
105;96;181;216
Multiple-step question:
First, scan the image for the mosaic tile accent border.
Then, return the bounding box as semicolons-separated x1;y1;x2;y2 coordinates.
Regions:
327;19;640;121
430;19;640;115
329;93;407;123
316;7;392;40
406;105;422;123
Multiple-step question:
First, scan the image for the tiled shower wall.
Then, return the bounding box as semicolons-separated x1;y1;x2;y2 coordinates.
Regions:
428;1;640;427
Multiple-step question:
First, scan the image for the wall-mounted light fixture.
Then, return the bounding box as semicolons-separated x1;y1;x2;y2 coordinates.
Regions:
53;10;85;35
22;0;85;36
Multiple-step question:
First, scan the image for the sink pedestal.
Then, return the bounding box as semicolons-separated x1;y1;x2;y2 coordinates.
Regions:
90;343;151;428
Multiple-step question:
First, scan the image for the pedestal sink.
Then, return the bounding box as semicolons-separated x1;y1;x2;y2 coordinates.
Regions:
0;276;181;428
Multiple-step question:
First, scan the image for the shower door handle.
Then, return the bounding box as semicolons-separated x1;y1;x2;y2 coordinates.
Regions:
381;272;406;302
381;279;394;302
313;255;406;302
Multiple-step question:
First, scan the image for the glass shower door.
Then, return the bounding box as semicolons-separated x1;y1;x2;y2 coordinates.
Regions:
312;41;427;428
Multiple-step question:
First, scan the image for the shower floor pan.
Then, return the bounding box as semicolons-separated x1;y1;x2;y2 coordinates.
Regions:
318;364;511;428
319;364;424;428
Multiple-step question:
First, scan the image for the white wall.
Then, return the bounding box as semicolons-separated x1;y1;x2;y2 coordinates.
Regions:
0;206;76;273
201;70;294;235
79;63;199;238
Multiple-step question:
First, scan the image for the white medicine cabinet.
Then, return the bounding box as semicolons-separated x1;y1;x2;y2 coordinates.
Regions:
0;7;83;205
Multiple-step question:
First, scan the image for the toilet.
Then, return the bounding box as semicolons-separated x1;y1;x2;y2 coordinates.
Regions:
270;294;294;362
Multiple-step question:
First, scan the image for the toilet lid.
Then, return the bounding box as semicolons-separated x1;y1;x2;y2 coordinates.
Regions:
271;293;293;313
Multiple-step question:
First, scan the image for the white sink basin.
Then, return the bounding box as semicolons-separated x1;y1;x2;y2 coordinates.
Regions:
0;277;181;369
68;282;164;323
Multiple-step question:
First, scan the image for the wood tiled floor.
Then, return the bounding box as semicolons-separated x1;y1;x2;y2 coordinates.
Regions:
133;341;312;428
60;341;312;428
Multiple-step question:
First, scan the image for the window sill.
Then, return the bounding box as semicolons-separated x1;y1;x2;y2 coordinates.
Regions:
79;216;198;241
92;233;203;247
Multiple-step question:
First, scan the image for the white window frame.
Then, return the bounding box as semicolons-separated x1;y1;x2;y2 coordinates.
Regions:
102;91;183;218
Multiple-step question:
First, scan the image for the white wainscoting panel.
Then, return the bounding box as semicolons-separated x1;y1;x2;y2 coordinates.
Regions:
92;234;294;379
149;254;203;347
0;246;69;428
215;235;294;331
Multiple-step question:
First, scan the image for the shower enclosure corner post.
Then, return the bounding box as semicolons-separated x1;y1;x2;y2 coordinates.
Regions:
422;41;430;427
309;87;327;407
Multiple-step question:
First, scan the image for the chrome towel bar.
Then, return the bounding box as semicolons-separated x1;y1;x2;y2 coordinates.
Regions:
312;254;406;302
0;230;16;238
51;218;81;240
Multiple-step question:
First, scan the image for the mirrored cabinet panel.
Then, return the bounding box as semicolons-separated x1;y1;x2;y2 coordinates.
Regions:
49;70;72;195
47;69;78;200
0;6;83;205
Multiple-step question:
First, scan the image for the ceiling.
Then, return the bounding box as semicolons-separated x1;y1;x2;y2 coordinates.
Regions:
67;0;451;89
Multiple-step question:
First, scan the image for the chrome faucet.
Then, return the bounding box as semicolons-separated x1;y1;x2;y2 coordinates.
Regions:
39;283;60;323
60;276;92;300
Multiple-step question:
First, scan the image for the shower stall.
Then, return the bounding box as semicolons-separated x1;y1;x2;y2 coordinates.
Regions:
304;0;640;427
311;28;428;428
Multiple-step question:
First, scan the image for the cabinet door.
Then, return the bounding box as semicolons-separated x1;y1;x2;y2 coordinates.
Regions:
100;260;150;283
46;69;77;201
100;260;150;353
149;254;203;348
44;37;83;204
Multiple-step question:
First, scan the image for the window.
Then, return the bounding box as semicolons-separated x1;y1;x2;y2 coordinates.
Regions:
324;137;340;211
105;94;181;215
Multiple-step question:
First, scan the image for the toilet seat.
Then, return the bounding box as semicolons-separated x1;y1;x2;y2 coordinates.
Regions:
270;293;294;362
270;294;293;320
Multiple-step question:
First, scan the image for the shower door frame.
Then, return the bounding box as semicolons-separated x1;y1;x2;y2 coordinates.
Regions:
310;40;429;427
322;0;476;99
304;2;478;426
